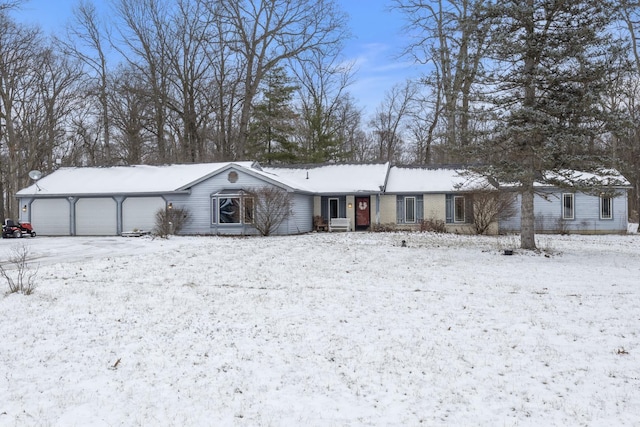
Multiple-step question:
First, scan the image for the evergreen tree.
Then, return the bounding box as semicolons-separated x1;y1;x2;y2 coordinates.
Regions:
247;66;298;164
471;0;624;249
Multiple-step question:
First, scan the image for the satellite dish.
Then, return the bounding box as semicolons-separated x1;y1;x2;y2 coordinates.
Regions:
28;170;43;181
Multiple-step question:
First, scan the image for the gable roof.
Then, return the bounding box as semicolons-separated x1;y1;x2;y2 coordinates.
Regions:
17;162;258;196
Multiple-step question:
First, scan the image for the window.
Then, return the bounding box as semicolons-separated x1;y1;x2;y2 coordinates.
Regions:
562;193;574;220
445;194;467;224
600;196;612;220
212;194;255;225
396;195;423;224
219;197;241;223
329;198;339;219
244;197;255;224
454;196;465;223
405;197;416;223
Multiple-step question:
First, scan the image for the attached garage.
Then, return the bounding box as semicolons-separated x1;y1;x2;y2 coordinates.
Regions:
31;198;71;236
75;198;117;235
16;162;316;236
122;197;165;233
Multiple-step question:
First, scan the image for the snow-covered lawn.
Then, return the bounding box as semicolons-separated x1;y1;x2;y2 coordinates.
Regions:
1;232;639;426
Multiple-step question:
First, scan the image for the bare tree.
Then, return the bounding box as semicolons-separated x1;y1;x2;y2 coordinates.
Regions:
393;0;490;157
369;81;417;163
469;187;517;235
0;1;22;12
108;66;154;165
248;186;292;236
292;48;356;162
613;2;640;221
0;13;43;217
163;0;217;163
217;0;348;158
114;0;173;163
61;0;113;165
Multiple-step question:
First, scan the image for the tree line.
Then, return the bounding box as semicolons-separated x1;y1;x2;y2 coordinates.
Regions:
1;0;640;247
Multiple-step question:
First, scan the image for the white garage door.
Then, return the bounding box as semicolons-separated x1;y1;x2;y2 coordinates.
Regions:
122;197;165;233
76;198;117;235
31;199;71;236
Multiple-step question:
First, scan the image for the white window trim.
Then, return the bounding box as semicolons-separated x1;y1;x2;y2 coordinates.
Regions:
562;193;575;220
213;195;254;225
454;196;465;223
405;196;416;223
600;196;613;220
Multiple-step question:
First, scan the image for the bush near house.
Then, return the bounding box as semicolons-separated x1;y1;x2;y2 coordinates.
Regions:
154;207;191;237
471;188;517;235
247;187;292;236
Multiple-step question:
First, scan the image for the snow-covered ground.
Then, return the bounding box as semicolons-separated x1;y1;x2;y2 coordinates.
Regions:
1;232;639;426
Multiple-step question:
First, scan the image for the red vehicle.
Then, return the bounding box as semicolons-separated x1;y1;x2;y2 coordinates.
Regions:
2;219;36;238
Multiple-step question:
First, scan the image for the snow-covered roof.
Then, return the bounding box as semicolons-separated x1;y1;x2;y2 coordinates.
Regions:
17;162;258;196
385;166;490;193
16;162;630;197
540;169;631;187
264;163;390;194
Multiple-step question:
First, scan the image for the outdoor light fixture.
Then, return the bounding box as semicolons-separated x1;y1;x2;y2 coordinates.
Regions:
168;202;173;210
348;203;353;209
22;205;27;212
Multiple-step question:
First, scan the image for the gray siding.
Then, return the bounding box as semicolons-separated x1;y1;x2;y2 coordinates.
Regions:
173;166;312;235
285;193;313;234
500;189;628;234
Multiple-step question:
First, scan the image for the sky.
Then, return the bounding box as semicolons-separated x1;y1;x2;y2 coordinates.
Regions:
11;0;422;118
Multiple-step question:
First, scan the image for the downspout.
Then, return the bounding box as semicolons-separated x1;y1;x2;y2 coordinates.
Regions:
377;162;392;226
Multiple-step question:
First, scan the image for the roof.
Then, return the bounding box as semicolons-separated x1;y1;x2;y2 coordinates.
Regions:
264;163;390;194
17;162;258;196
385;166;490;193
16;162;630;197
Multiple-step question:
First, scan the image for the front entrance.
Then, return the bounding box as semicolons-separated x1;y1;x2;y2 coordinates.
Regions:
355;197;370;230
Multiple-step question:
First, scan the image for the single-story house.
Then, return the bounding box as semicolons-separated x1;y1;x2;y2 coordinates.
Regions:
383;166;490;234
16;161;315;236
264;163;390;231
14;162;631;236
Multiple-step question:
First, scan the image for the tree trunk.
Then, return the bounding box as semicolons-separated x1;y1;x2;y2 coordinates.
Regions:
520;182;536;250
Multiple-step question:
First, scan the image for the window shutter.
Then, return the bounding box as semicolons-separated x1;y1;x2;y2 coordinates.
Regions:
445;194;453;223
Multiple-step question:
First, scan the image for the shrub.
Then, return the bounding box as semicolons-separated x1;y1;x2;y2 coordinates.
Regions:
154;206;191;237
0;243;38;295
371;223;397;232
420;218;446;233
471;188;517;235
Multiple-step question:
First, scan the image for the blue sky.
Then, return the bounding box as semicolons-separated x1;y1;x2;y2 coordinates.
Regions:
13;0;421;118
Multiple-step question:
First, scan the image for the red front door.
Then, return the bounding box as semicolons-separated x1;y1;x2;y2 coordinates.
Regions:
355;197;370;229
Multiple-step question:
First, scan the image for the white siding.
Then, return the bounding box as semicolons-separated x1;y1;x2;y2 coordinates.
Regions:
123;197;165;233
76;198;117;235
31;199;71;236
